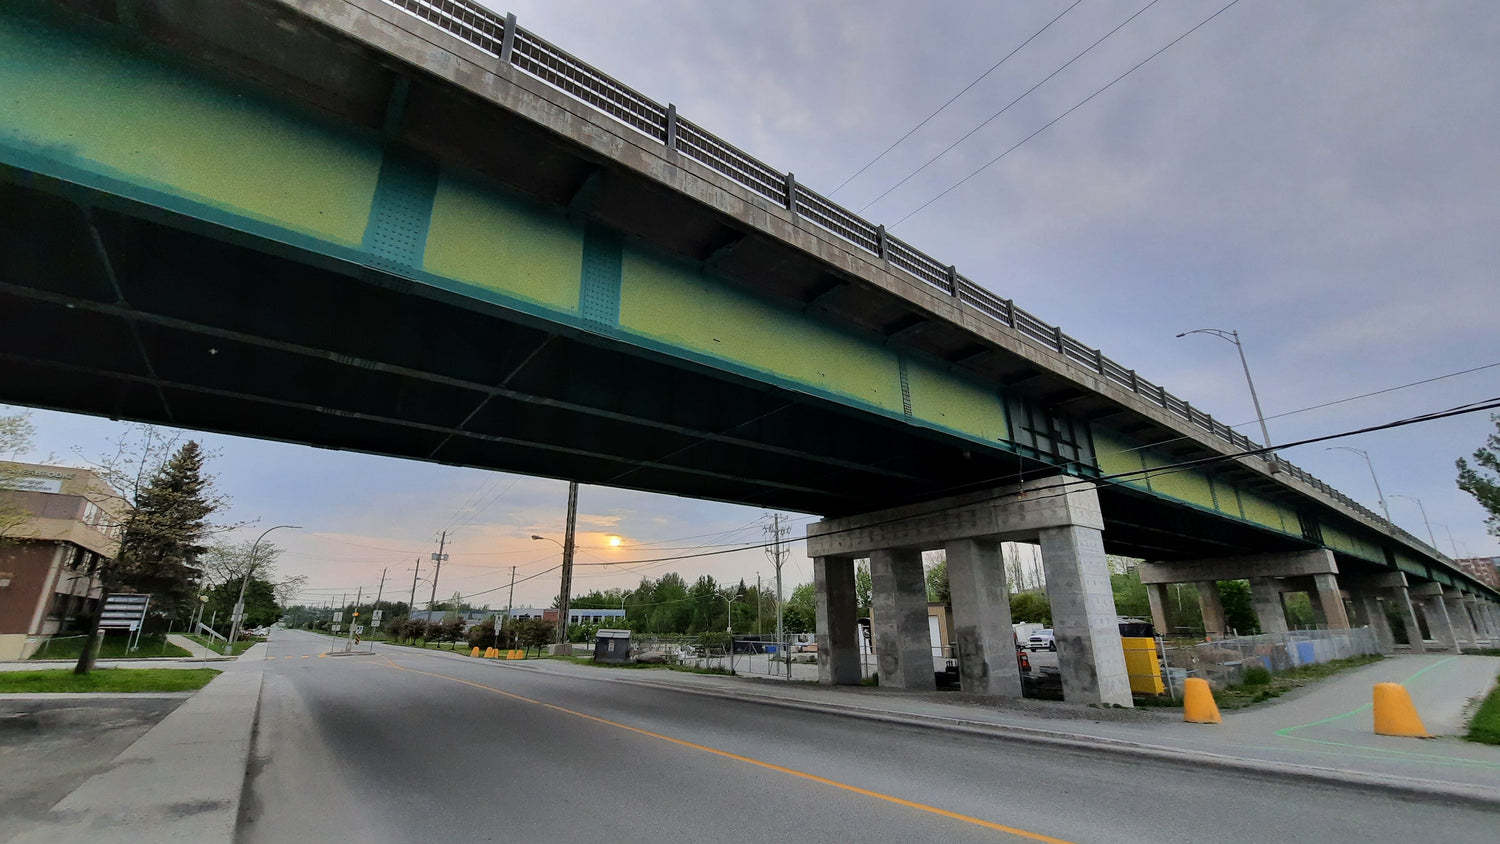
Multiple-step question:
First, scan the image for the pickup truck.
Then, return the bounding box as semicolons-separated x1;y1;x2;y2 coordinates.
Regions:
1027;629;1056;651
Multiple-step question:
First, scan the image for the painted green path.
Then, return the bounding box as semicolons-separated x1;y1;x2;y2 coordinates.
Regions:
1197;654;1500;784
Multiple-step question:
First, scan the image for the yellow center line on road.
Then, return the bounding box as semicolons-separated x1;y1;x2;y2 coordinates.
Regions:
377;656;1072;843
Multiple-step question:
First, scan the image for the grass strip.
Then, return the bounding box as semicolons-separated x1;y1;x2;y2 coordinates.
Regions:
0;668;220;693
183;634;257;656
29;634;192;660
1466;672;1500;745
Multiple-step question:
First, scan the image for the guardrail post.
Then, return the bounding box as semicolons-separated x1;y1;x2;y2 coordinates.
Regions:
1003;299;1015;327
1094;348;1105;374
876;224;888;259
1129;369;1138;392
666;103;678;150
785;172;797;212
500;13;516;64
947;266;959;299
1159;385;1169;408
1052;325;1064;353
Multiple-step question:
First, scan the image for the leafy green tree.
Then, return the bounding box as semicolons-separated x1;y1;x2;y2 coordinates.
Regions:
925;556;950;603
516;617;555;652
1457;414;1500;537
1218;580;1258;635
204;575;280;631
783;582;817;634
855;561;872;616
1010;590;1052;625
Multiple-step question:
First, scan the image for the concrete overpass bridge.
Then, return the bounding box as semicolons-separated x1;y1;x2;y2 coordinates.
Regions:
2;0;1495;705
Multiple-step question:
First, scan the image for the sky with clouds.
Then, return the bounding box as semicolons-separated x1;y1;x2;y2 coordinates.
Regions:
6;0;1499;607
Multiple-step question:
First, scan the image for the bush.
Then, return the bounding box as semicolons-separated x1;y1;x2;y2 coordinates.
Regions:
1241;665;1272;686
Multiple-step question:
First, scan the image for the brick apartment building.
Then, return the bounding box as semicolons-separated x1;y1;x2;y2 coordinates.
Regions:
1456;556;1500;591
0;461;130;660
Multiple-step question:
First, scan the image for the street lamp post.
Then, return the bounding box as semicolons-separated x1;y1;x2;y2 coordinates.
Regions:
718;594;741;674
228;524;301;648
1325;446;1392;523
1389;495;1439;553
1429;522;1461;559
1176;328;1277;472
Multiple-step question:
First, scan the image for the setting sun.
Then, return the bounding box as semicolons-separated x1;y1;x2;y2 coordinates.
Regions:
607;535;622;547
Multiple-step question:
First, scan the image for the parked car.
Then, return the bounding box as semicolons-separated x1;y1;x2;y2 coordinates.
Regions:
1028;629;1056;651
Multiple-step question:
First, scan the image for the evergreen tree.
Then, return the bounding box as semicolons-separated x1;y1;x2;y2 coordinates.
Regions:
112;441;217;618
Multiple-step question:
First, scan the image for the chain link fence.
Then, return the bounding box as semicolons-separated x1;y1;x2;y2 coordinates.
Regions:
1160;628;1381;693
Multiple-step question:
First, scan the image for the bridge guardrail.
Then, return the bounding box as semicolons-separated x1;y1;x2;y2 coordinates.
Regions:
378;0;1450;567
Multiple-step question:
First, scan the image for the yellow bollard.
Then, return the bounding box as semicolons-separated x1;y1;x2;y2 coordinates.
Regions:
1373;682;1428;737
1183;677;1222;724
484;647;496;658
470;646;481;657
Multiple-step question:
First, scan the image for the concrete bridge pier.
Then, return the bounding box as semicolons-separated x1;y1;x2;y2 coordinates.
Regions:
1477;599;1500;641
1340;573;1408;654
807;478;1129;706
1138;550;1348;639
1445;592;1480;649
1409;583;1461;653
812;557;861;685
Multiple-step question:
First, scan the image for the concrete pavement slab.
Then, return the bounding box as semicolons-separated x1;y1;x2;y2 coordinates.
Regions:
8;643;267;844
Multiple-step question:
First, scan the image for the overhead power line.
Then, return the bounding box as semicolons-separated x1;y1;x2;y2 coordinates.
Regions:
860;0;1165;215
829;0;1082;197
891;0;1243;227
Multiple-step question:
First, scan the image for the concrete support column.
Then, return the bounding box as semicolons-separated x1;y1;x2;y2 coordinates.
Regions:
813;556;860;685
1250;577;1289;637
1416;590;1460;654
1445;595;1478;648
1146;583;1171;637
1039;525;1131;707
1196;581;1227;637
1310;573;1351;630
1482;602;1500;639
1389;586;1426;652
1359;594;1396;653
869;549;934;690
1462;597;1492;642
946;538;1021;698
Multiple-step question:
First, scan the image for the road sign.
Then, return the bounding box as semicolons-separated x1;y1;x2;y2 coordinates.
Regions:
353;625;364;635
372;609;383;622
333;611;344;623
99;594;150;630
332;624;342;633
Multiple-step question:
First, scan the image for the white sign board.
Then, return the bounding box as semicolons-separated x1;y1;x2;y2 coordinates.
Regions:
332;624;342;633
333;611;344;623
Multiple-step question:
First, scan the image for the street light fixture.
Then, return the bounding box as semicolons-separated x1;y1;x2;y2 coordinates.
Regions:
228;524;301;648
1325;446;1392;523
1388;495;1439;553
1176;328;1277;472
1428;522;1461;559
718;594;742;674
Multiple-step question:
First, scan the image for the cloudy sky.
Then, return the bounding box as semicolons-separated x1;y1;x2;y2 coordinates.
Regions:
7;0;1499;606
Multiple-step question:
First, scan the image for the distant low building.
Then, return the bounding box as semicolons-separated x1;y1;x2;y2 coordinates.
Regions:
1456;556;1500;590
0;462;130;660
511;607;626;626
408;609;494;628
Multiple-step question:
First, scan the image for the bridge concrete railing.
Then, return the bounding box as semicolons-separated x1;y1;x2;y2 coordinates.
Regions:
379;0;1447;564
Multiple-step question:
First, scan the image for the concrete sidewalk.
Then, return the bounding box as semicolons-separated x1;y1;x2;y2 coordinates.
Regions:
7;642;266;844
499;651;1500;805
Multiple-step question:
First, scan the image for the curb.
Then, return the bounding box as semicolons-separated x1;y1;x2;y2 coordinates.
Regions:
9;661;265;843
514;660;1500;811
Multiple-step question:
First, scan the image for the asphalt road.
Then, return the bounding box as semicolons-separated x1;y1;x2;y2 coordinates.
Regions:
243;630;1498;843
